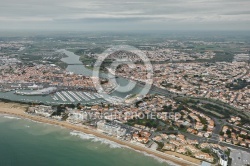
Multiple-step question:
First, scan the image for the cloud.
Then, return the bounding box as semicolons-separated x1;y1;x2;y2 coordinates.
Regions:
0;0;249;30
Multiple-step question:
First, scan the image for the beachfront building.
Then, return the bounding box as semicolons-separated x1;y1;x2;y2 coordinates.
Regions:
28;105;54;117
212;148;228;166
132;131;151;144
67;110;89;124
193;152;214;162
219;154;228;166
97;120;127;137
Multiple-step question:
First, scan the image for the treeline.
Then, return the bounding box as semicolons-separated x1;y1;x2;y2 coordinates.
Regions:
226;79;249;90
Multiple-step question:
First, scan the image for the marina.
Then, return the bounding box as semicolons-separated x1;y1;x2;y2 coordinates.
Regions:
0;49;147;105
68;91;82;102
83;92;96;100
93;93;103;98
61;91;75;102
52;91;106;103
76;92;90;101
52;95;59;101
56;92;67;102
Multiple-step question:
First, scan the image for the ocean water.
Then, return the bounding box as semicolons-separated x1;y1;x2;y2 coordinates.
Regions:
0;115;171;166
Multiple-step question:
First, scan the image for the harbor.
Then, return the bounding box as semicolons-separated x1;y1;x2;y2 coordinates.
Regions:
0;89;125;106
0;90;107;105
0;49;147;105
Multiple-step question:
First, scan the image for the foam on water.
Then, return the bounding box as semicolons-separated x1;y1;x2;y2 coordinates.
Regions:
0;114;182;166
132;149;179;166
0;114;174;166
70;130;122;148
2;115;21;120
70;131;180;166
24;118;64;129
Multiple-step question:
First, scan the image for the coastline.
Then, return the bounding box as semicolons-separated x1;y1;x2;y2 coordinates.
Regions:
0;102;200;166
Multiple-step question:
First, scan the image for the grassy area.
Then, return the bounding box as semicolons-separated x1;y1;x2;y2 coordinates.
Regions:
55;61;68;69
189;104;226;118
126;117;162;128
175;97;250;120
79;55;96;65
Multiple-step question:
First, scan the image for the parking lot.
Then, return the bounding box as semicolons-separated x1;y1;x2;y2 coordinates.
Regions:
230;149;250;166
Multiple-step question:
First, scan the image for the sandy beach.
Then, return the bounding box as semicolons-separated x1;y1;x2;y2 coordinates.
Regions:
0;102;200;166
165;151;202;165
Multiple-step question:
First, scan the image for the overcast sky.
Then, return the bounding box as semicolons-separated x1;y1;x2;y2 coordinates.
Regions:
0;0;249;31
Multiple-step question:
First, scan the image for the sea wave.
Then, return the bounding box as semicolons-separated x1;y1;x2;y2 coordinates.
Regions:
27;119;43;124
70;130;122;148
0;113;182;166
70;131;180;166
132;149;179;166
2;115;21;120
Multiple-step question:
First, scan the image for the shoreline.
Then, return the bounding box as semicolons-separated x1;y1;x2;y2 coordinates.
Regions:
0;102;200;166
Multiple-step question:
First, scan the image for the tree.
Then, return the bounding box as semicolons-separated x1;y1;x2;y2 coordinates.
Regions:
203;125;208;131
76;103;81;109
168;126;174;131
226;130;231;136
162;105;172;112
220;131;224;136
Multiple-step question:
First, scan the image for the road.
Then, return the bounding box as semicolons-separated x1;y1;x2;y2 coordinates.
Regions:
136;81;250;152
117;76;250;153
224;121;250;133
180;131;250;153
212;117;224;134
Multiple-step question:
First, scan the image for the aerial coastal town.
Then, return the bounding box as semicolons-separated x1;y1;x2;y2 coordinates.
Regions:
0;33;250;166
115;61;250;112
